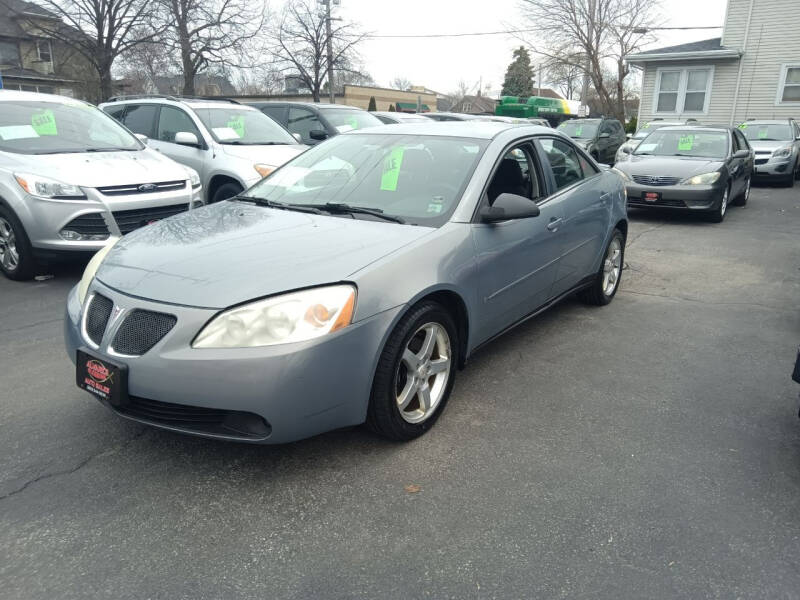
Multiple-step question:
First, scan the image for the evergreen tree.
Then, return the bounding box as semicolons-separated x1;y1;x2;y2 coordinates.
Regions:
367;96;377;111
388;104;396;112
501;46;535;97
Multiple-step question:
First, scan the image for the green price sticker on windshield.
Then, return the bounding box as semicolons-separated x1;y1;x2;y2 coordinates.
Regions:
758;127;768;139
575;125;583;137
738;123;747;129
380;147;405;191
31;109;57;136
348;116;359;130
226;115;245;138
678;134;694;151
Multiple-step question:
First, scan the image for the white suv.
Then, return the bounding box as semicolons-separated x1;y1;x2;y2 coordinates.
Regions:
0;90;202;280
101;96;307;203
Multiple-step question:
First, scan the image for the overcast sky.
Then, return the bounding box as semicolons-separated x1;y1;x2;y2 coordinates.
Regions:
332;0;728;95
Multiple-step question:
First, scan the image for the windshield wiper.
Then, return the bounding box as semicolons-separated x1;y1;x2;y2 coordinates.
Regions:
311;202;406;224
84;147;138;152
221;140;288;146
232;195;324;214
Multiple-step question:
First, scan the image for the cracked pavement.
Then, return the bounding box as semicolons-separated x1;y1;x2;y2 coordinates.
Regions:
1;185;800;599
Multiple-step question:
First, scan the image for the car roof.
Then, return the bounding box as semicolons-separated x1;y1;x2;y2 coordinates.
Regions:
0;89;92;106
101;96;259;111
659;125;732;132
742;119;794;124
248;101;363;111
341;121;553;139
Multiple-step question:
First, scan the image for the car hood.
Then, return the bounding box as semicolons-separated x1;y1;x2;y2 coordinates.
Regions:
616;155;725;178
219;143;306;166
748;140;791;152
96;201;434;309
0;147;188;188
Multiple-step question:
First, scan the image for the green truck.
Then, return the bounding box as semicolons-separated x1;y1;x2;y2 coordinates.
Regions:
495;96;582;124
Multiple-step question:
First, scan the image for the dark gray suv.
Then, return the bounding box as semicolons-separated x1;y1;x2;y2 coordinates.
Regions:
250;102;382;145
557;118;626;164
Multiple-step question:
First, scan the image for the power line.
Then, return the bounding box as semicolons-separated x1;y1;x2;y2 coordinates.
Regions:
365;25;722;39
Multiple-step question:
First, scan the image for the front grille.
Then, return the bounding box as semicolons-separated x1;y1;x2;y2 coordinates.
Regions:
97;180;187;196
112;203;189;234
63;213;110;237
85;294;113;346
755;158;769;165
119;396;271;440
111;309;177;355
628;197;686;208
632;175;682;186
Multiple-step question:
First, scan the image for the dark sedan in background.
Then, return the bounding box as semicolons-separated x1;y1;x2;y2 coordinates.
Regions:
615;126;754;223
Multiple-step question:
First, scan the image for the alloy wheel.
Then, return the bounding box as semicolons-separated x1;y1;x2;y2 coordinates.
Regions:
602;236;622;296
744;178;751;201
720;187;728;217
0;216;19;272
395;322;452;424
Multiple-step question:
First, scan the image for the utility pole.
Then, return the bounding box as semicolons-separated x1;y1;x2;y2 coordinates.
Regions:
323;0;335;104
538;63;542;97
579;0;596;115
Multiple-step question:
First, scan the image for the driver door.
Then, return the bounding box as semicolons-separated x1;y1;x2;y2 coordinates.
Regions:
471;143;566;343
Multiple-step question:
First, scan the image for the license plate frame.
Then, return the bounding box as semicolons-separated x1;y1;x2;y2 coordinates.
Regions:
76;349;129;407
643;191;661;203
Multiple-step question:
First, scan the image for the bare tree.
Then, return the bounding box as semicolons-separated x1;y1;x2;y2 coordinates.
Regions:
518;0;657;120
158;0;265;96
390;76;412;91
4;0;166;101
268;0;368;102
118;32;179;94
546;58;583;99
446;79;472;107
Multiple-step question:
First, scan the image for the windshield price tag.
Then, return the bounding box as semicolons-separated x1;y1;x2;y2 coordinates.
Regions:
758;127;768;139
226;115;245;138
678;134;694;151
31;109;57;136
575;125;583;137
380;147;405;191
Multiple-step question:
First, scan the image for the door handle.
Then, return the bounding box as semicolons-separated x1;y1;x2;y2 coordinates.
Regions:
600;192;611;201
546;218;562;232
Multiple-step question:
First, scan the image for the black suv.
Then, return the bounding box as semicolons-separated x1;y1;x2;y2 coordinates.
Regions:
557;118;627;164
249;102;383;145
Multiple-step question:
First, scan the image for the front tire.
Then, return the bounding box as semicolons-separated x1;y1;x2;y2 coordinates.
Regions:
732;177;750;206
579;229;625;306
211;182;243;203
366;301;458;441
707;185;729;223
0;205;37;281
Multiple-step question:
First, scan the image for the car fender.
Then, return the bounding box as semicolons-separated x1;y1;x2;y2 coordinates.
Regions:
0;175;34;227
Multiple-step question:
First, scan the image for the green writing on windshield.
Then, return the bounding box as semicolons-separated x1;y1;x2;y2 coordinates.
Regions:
31;109;57;136
227;115;245;138
758;127;768;139
678;134;694;151
380;147;405;191
575;125;583;137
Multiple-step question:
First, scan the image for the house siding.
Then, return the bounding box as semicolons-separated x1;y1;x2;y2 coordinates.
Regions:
636;0;800;125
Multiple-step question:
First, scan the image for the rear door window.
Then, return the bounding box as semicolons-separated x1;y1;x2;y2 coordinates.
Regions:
120;104;158;138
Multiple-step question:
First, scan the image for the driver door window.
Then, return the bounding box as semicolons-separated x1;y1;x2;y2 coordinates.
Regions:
157;106;202;144
288;107;324;144
539;138;586;190
486;144;541;205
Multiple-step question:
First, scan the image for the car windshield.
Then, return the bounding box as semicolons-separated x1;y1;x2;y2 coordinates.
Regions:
739;123;793;142
633;123;673;139
246;133;487;227
557;120;599;139
0;100;141;155
321;109;383;133
634;129;729;158
193;106;297;145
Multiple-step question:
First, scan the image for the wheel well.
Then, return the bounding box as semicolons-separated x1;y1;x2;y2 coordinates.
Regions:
419;290;469;369
208;175;243;202
615;219;628;239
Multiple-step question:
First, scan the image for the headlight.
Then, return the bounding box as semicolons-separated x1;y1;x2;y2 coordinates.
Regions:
193;284;356;348
611;167;631;181
14;173;86;200
184;167;201;188
254;164;275;178
773;146;792;159
77;237;120;305
681;171;721;185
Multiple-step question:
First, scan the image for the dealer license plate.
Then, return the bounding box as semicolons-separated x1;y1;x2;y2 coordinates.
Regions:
643;191;661;203
76;349;128;407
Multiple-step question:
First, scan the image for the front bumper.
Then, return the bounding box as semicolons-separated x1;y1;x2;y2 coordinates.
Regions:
752;158;792;178
626;182;724;211
25;183;202;255
64;280;402;444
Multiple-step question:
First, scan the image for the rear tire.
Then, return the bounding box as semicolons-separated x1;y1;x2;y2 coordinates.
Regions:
0;205;37;281
366;301;458;441
211;182;243;203
579;229;625;306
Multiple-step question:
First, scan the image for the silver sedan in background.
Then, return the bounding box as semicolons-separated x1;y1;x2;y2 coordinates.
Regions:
65;122;627;444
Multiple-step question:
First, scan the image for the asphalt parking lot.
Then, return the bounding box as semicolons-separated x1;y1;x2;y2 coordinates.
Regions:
2;185;800;599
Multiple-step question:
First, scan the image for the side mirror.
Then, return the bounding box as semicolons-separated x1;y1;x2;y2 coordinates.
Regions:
175;131;200;147
626;133;633;140
292;132;303;143
480;193;540;223
309;129;328;141
599;132;611;138
135;133;149;145
621;146;633;154
733;149;750;158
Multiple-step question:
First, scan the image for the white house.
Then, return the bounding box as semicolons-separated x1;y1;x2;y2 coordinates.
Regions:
626;0;800;125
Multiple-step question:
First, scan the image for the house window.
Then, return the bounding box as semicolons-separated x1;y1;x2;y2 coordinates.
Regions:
0;40;21;67
463;102;472;112
37;39;52;63
654;66;714;114
777;64;800;104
